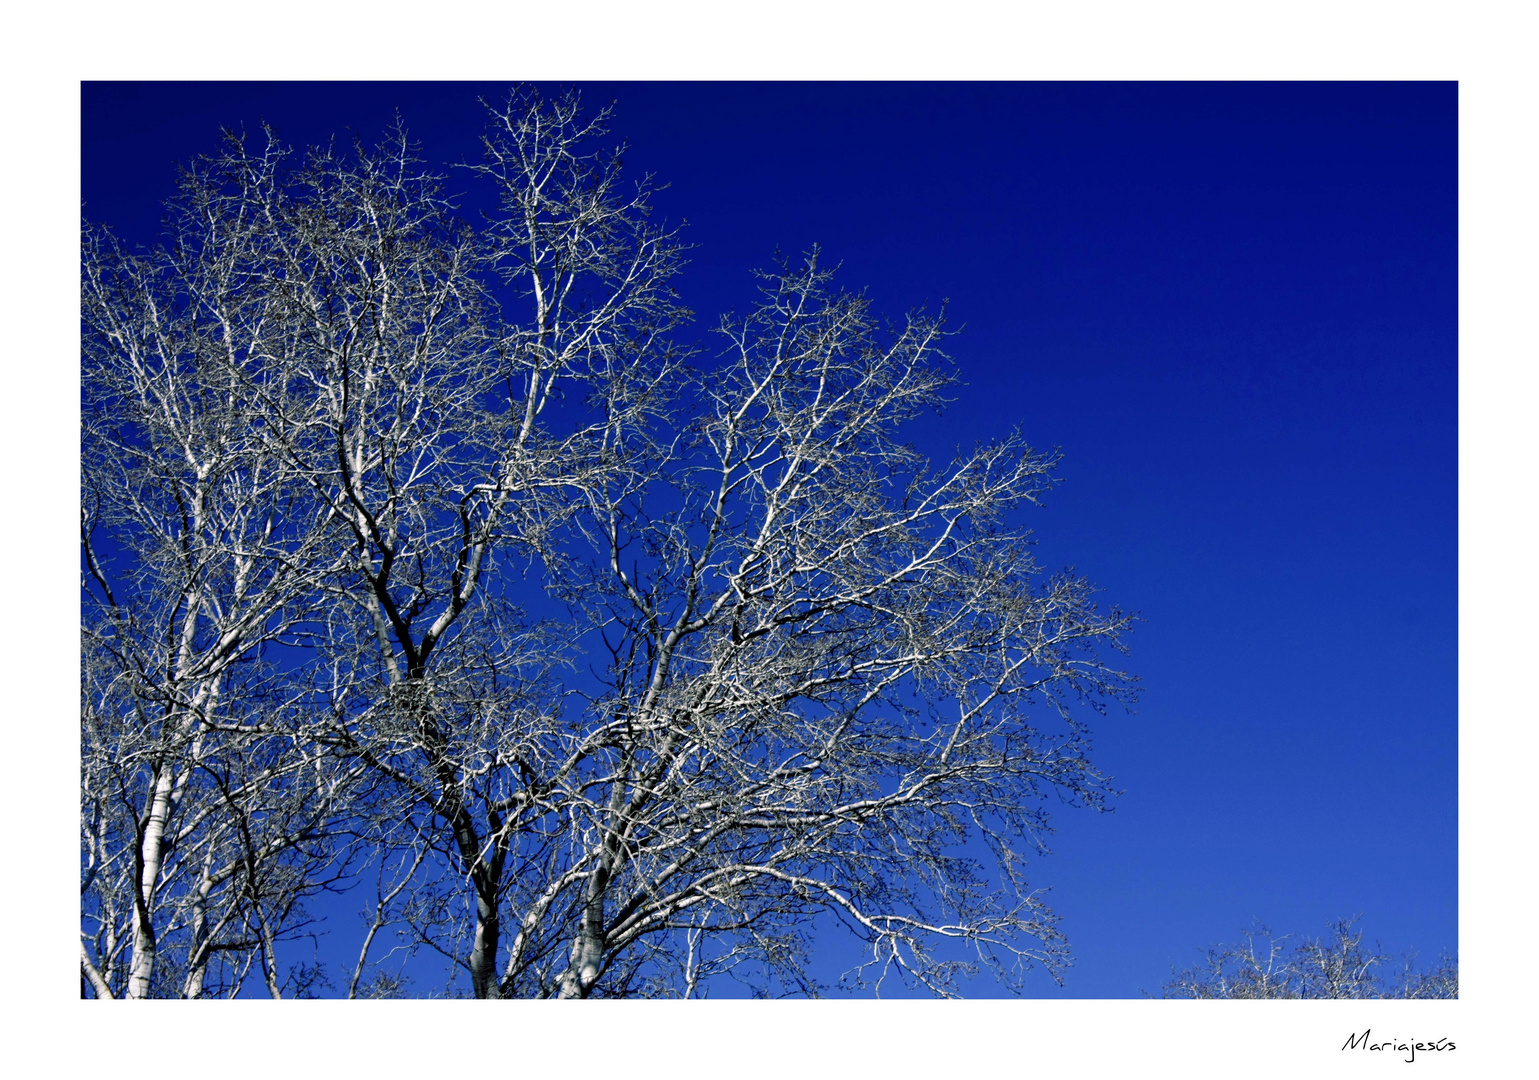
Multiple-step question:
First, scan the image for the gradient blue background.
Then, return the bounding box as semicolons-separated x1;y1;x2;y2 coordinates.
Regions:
81;81;1456;997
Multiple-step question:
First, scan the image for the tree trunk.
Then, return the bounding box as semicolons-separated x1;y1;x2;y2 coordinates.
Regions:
557;861;610;998
125;763;177;999
469;888;503;999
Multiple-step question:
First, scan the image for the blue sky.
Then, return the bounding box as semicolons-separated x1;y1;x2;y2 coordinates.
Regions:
81;81;1457;997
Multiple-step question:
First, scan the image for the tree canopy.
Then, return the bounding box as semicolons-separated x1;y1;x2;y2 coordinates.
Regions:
81;88;1136;999
1158;918;1458;1000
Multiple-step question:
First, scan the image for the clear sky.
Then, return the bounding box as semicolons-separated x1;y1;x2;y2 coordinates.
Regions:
81;81;1457;997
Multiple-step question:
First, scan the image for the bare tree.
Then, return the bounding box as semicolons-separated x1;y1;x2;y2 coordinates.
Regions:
1158;917;1458;999
251;91;689;1000
484;253;1137;997
82;87;1136;998
79;144;374;997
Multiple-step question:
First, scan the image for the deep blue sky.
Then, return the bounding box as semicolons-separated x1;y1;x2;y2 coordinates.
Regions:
81;81;1457;997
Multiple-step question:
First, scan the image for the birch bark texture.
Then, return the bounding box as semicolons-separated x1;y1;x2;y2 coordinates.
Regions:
81;88;1136;998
